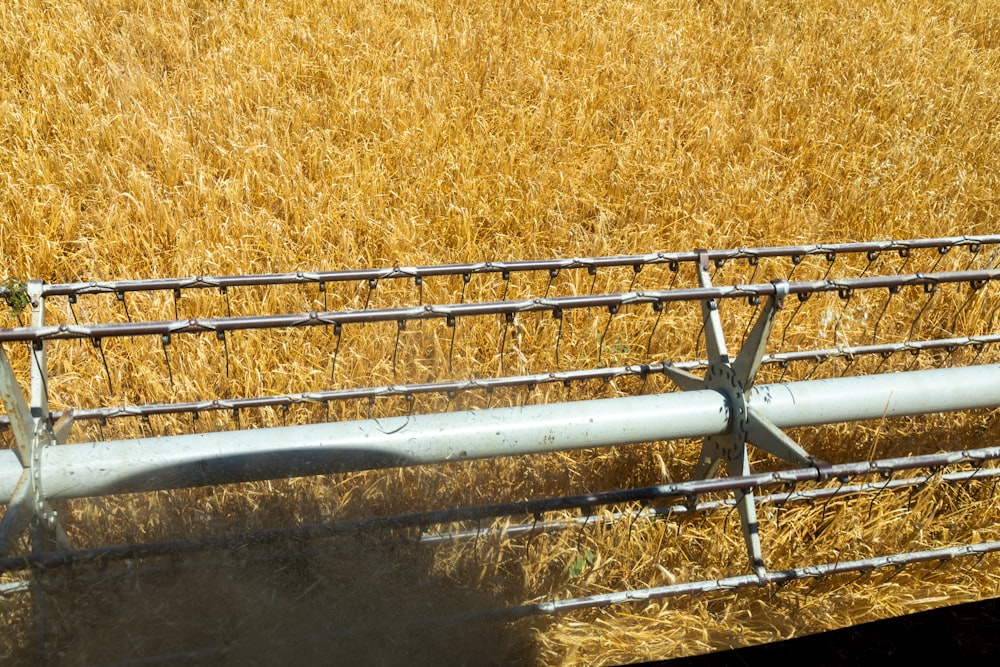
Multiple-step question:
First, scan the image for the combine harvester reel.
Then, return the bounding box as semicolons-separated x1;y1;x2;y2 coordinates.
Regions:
1;236;999;660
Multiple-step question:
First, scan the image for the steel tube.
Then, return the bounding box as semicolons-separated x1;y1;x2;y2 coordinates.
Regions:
2;269;998;344
3;447;999;575
526;540;1000;616
0;364;997;504
30;235;1000;298
3;388;731;502
750;363;1000;426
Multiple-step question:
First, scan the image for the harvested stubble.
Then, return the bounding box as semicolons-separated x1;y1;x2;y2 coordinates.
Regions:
1;0;1000;664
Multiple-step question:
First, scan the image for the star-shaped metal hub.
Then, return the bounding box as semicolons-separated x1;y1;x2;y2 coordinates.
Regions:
664;251;829;578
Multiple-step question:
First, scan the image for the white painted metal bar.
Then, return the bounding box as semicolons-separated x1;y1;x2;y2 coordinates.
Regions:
0;348;33;464
0;389;731;502
749;365;1000;427
0;364;997;504
28;281;47;421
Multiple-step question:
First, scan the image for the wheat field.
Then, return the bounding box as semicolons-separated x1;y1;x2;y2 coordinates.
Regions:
1;0;999;664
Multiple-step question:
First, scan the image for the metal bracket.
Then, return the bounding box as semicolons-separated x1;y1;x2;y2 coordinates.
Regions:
665;251;828;577
0;282;72;555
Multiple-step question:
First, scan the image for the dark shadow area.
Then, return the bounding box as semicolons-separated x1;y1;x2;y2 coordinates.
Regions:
20;532;541;666
641;596;1000;666
96;446;417;497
